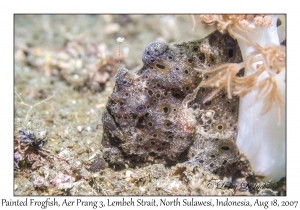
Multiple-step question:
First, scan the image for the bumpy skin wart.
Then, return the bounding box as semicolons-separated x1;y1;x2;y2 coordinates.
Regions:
102;30;242;172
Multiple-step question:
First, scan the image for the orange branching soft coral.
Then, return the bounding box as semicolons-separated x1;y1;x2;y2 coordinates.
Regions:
216;15;257;44
194;44;286;117
257;45;286;75
199;15;215;25
199;15;273;29
197;14;286;181
256;77;285;123
196;14;286;118
199;15;274;45
195;63;241;100
254;15;273;28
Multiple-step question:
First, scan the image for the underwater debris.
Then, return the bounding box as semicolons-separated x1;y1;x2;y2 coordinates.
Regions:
50;173;73;190
14;122;49;170
86;155;107;172
102;30;243;172
15;88;55;122
18;128;48;150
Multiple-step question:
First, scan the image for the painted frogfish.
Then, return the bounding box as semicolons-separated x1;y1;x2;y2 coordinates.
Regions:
102;30;243;173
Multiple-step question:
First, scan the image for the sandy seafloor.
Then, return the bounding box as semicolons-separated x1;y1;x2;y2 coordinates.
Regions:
14;14;286;196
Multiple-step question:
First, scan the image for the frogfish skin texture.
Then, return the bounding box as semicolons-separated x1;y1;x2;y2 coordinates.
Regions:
102;30;243;172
